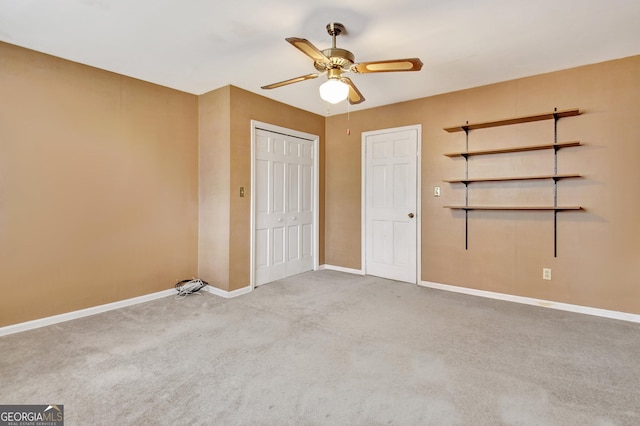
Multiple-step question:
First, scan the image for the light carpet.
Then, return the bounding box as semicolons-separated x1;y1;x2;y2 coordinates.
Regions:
1;270;639;425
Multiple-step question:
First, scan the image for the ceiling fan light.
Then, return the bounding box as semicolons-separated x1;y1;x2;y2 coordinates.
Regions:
319;79;349;104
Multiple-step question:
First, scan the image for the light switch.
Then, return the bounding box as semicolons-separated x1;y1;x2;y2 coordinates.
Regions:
240;187;245;197
434;186;441;197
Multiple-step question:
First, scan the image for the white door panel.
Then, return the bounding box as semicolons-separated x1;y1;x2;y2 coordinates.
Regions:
254;129;315;286
364;128;419;284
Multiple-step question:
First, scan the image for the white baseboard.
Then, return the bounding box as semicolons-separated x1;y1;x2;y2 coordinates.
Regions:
205;284;252;298
7;277;633;337
320;264;365;275
420;281;640;324
0;288;176;337
1;284;253;337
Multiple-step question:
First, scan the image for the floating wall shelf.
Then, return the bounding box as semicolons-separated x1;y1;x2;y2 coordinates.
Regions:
443;108;581;133
444;206;582;211
442;108;583;256
443;141;582;158
443;173;581;184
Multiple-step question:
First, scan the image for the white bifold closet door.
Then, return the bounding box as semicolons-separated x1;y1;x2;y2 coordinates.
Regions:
254;129;314;286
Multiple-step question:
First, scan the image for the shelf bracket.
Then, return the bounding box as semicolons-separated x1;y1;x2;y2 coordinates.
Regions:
464;123;469;250
553;107;558;257
553;211;558;256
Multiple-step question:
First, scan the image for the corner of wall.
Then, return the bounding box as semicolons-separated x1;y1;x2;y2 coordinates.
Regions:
197;86;232;291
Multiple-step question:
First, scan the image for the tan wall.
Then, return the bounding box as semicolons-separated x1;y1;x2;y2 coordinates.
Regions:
198;87;231;289
0;42;199;326
2;38;637;326
197;86;325;291
325;55;640;314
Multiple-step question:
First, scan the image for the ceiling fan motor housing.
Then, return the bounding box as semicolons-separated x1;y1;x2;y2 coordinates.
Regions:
314;48;355;71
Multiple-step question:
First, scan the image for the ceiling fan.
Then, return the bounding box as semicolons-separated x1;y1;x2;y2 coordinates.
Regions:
261;23;423;105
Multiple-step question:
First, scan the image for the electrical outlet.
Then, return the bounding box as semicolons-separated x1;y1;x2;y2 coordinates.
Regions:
434;186;441;197
543;268;552;280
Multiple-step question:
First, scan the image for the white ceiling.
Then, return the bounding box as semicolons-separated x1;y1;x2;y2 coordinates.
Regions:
1;0;639;116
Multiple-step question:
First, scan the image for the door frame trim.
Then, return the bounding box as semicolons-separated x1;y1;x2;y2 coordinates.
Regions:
361;124;422;284
250;120;320;289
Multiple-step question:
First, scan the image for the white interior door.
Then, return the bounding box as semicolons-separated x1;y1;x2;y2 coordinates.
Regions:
364;126;420;284
254;128;315;286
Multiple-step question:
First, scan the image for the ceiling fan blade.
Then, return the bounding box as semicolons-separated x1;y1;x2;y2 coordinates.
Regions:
261;73;320;90
340;77;365;105
352;58;423;74
286;37;331;65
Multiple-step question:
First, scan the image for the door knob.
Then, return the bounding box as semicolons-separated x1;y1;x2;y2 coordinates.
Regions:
408;213;415;218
